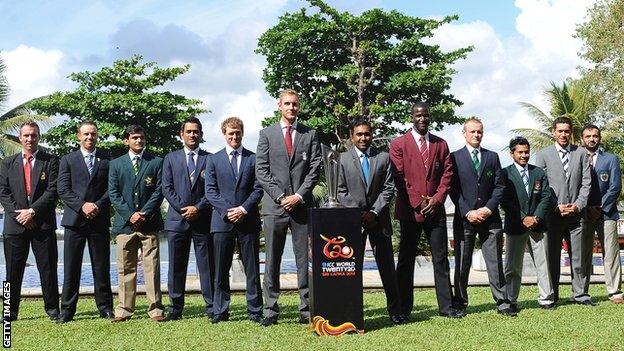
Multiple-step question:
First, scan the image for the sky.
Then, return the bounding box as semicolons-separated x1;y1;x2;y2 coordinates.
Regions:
0;0;596;164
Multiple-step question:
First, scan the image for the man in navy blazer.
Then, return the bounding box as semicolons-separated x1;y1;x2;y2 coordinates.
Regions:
450;117;512;316
205;117;264;324
582;125;623;304
162;117;214;320
57;121;113;323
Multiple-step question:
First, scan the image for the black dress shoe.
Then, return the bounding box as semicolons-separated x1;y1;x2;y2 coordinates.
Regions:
509;304;519;315
165;313;182;322
261;316;278;327
56;313;74;324
439;310;464;319
575;299;596;306
248;314;263;324
497;307;517;317
298;315;310;324
211;313;230;324
539;303;556;310
389;315;405;325
47;309;60;321
99;310;115;319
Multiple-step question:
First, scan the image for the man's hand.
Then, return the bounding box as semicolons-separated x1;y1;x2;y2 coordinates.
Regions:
361;211;377;229
587;206;602;222
466;210;485;225
522;216;539;230
227;207;246;224
14;209;34;226
181;206;199;221
129;212;146;231
280;195;301;212
81;202;99;219
420;196;440;216
476;207;492;219
558;204;578;217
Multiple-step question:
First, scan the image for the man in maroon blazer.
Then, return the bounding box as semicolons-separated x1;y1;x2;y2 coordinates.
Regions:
390;102;463;319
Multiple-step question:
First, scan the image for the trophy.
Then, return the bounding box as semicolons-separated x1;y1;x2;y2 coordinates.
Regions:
321;144;342;208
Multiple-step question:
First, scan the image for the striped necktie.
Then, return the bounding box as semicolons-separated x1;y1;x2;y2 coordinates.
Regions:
521;168;529;194
133;155;140;175
86;154;94;176
560;149;569;179
471;149;480;174
187;151;196;182
419;135;428;168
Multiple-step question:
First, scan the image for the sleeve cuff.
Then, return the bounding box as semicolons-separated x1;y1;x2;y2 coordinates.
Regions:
238;206;247;215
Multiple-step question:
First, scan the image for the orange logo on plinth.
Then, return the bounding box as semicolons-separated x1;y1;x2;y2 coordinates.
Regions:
320;235;353;259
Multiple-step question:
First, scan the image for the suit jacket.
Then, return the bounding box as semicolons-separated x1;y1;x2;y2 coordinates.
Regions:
533;144;591;214
108;152;164;234
588;150;621;220
162;148;211;233
337;147;394;237
450;146;504;231
255;121;321;219
205;147;263;233
500;164;551;235
0;150;59;234
57;149;110;229
390;130;452;222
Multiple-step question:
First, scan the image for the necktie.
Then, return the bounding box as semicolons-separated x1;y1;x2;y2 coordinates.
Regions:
187;151;196;182
471;149;480;175
587;152;595;169
521;169;529;194
230;150;238;179
284;125;293;157
24;154;33;197
560;149;569;178
86;154;94;176
133;155;140;175
419;136;428;168
361;153;370;185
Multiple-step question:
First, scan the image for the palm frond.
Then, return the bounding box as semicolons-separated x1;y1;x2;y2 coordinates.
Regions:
0;114;52;135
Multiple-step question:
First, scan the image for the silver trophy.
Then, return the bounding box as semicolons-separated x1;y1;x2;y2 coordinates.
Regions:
321;144;342;208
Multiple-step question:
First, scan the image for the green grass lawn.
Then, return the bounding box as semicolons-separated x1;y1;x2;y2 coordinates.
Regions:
9;284;624;351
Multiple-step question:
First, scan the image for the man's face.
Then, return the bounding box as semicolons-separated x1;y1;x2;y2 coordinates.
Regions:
351;124;373;152
511;144;530;167
180;122;202;150
553;122;572;147
124;132;146;154
412;107;430;135
224;125;243;149
462;121;483;148
78;124;98;152
278;94;299;124
581;128;600;152
19;125;39;154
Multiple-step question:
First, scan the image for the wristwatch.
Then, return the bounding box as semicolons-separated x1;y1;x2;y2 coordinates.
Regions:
28;208;35;216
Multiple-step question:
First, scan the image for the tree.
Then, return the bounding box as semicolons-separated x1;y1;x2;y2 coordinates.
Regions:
28;55;206;157
576;0;624;115
0;54;51;159
256;0;471;145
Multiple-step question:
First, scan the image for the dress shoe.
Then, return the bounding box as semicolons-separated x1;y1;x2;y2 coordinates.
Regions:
497;307;517;317
99;310;115;319
111;316;131;323
55;313;74;324
47;309;60;321
574;299;596;306
248;314;263;324
439;309;464;319
211;313;230;324
539;303;556;310
389;315;405;325
611;296;623;304
298;315;310;324
165;313;182;322
261;316;278;327
150;315;165;322
509;304;519;315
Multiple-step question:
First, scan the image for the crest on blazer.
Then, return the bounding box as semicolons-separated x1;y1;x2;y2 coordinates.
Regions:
485;169;493;178
40;171;46;181
145;176;154;186
599;170;609;182
201;170;205;178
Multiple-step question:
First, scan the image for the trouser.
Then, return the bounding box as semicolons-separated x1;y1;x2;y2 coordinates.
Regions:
585;218;623;299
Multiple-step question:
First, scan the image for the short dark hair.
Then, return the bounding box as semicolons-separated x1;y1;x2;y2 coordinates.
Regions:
509;136;530;152
19;121;40;135
180;117;203;132
552;116;573;130
582;124;600;135
123;124;145;139
77;120;97;133
411;102;430;113
349;119;372;133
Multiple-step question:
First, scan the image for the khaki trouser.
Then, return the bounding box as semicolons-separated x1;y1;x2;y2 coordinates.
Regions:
586;219;624;300
115;231;164;318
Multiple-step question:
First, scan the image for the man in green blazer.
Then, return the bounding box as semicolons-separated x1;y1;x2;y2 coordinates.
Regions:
501;137;555;313
108;124;165;322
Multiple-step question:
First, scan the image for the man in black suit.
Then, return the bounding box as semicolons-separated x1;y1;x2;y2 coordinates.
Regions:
0;121;59;322
450;117;512;316
205;117;264;324
57;121;113;323
337;120;404;325
162;117;214;321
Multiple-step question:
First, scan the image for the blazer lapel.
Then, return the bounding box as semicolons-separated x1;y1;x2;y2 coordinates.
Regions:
88;152;101;182
350;147;367;190
460;147;479;179
425;137;436;179
406;130;427;174
13;155;27;201
192;151;206;189
366;149;379;194
509;166;529;207
289;124;303;167
30;153;45;196
477;149;487;181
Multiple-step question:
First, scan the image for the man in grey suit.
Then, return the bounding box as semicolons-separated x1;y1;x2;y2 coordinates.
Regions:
534;116;593;305
336;119;404;325
581;124;623;304
255;89;322;326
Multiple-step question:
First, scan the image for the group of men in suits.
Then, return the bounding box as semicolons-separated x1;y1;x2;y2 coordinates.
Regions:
2;95;622;326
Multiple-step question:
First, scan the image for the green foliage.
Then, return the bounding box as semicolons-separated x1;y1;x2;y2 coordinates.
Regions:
27;55;206;157
576;0;624;115
256;0;472;145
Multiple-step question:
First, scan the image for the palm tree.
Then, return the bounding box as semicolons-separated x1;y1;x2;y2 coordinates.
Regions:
0;54;51;159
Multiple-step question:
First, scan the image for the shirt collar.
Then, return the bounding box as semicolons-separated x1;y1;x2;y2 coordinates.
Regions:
354;147;370;158
22;150;38;159
280;119;298;130
80;148;96;158
555;143;570;153
514;162;528;174
465;144;481;154
410;129;429;142
183;146;200;155
225;144;243;155
128;149;144;160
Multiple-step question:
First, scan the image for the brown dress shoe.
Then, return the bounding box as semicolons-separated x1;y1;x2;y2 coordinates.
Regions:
111;316;130;323
611;296;623;304
150;316;165;322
